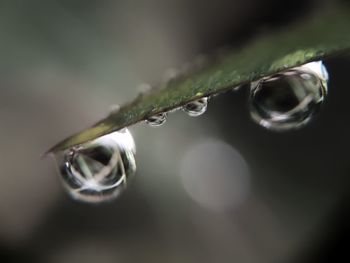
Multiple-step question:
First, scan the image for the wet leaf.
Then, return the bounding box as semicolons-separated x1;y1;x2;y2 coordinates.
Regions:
47;4;350;153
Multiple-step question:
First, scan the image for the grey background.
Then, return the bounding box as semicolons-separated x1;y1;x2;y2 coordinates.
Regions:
0;0;348;262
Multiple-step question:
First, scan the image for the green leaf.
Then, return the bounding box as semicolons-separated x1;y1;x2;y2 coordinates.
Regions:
47;4;350;153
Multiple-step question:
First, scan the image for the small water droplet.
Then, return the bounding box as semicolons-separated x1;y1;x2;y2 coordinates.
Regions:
145;112;167;127
249;61;328;131
54;129;136;203
183;97;208;117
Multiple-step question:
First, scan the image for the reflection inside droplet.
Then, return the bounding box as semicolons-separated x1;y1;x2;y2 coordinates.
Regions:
145;112;168;127
54;129;136;203
183;97;208;117
249;61;328;131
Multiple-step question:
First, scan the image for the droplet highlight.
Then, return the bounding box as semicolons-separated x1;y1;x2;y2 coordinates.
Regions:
54;129;136;203
145;112;167;127
183;97;208;117
249;61;328;131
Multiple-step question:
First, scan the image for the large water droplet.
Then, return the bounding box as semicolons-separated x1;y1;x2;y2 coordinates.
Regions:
183;97;208;117
54;129;136;203
249;61;328;131
145;112;167;127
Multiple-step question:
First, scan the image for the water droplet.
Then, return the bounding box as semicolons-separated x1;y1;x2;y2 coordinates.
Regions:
145;112;167;127
54;129;136;203
249;61;328;131
183;97;208;117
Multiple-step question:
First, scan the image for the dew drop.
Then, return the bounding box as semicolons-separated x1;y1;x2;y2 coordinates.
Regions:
145;112;167;127
249;61;328;131
183;97;208;117
54;129;136;203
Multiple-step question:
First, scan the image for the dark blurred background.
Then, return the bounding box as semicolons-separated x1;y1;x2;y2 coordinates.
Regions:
0;0;349;262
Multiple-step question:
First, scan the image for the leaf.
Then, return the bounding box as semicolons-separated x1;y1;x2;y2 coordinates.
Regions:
47;4;350;153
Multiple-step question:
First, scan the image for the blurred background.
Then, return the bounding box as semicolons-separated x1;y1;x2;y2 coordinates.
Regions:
0;0;349;262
